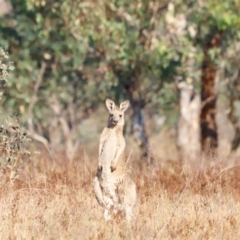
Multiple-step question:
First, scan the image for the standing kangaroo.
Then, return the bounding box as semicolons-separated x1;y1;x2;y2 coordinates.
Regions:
93;98;136;221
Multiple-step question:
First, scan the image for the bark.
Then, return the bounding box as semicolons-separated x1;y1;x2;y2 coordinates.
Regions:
232;127;240;151
177;82;201;163
227;71;240;151
200;32;222;152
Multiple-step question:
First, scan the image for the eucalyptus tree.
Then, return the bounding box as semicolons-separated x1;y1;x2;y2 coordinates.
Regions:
61;0;179;161
168;0;240;153
193;1;239;152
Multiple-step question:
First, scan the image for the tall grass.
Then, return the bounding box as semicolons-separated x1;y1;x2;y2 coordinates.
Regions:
0;149;240;240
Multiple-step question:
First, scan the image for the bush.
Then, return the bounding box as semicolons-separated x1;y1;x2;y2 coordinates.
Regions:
0;48;30;183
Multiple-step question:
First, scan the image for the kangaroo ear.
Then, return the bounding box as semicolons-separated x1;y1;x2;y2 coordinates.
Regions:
120;100;130;112
105;98;116;111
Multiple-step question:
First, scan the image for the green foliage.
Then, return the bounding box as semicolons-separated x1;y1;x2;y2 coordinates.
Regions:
1;0;106;132
0;48;14;85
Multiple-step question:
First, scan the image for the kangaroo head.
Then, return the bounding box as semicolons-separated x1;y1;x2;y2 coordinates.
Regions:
105;98;130;127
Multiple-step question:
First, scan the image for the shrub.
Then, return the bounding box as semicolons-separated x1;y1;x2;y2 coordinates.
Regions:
0;48;30;183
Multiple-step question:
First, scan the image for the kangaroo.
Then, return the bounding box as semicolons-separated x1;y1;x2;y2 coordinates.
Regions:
93;98;136;221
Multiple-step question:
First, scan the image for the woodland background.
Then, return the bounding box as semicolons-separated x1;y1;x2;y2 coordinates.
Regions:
1;0;240;239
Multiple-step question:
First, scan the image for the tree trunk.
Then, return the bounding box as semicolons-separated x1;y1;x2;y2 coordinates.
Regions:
232;127;240;151
200;32;222;152
227;73;240;151
124;69;152;163
49;94;79;161
111;62;152;162
129;90;152;162
177;82;201;163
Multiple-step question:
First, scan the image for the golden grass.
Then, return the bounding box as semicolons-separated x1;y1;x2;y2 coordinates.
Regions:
0;151;240;240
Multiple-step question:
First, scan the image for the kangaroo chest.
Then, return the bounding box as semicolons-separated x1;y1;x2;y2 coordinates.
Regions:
100;130;124;163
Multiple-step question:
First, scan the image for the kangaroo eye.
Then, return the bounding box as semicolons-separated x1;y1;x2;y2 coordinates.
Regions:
110;114;113;117
119;115;122;117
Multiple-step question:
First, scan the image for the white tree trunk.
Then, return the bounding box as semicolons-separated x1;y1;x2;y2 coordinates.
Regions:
177;82;201;163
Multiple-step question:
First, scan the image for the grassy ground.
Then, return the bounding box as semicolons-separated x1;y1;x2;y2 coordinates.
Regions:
0;150;240;240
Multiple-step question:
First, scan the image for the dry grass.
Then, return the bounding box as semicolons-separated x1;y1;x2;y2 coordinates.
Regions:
1;150;240;240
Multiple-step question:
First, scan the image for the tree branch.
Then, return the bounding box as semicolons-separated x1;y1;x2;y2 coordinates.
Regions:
27;61;49;147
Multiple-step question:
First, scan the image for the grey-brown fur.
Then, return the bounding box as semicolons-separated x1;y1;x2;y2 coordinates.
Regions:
93;99;136;221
